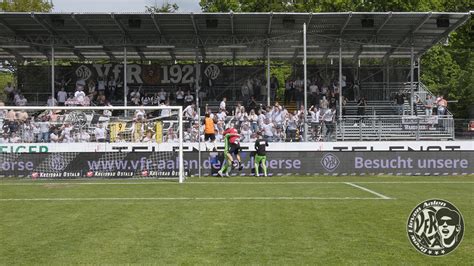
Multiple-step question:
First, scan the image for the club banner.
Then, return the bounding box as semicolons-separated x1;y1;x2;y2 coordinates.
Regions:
1;151;472;179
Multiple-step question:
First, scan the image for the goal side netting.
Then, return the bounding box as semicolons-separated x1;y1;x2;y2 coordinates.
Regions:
0;106;185;183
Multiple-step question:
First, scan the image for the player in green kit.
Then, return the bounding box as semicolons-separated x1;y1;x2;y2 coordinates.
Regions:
254;133;269;177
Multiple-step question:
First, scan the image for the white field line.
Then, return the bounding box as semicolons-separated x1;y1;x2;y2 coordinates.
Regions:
345;182;392;200
0;197;390;201
0;181;473;186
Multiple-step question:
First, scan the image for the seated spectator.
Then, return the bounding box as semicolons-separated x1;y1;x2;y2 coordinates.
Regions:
142;130;156;143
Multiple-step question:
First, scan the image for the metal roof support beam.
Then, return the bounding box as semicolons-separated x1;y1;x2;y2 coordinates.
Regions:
2;48;24;62
417;14;471;57
339;12;352;36
190;14;206;62
30;13;58;36
267;12;273;35
103;47;116;61
71;13;99;43
73;49;86;61
375;12;392;35
353;45;363;61
384;12;432;61
291;13;312;62
111;14;129;38
230;12;234;35
0;17;17;34
135;46;146;61
150;13;163;35
150;13;176;60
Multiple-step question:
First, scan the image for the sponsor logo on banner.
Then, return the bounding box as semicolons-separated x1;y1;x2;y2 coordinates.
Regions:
407;199;464;256
321;153;340;172
49;154;66;171
204;64;220;80
31;171;82;178
75;65;92;80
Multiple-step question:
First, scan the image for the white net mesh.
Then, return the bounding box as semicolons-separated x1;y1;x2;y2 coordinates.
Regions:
0;106;184;181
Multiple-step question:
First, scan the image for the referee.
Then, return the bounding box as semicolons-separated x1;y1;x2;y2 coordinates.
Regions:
254;133;269;177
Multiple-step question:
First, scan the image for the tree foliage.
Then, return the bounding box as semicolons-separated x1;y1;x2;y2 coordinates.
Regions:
0;0;52;12
199;0;473;117
145;1;179;13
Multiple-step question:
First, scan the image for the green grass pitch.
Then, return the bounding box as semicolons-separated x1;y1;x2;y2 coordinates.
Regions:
1;175;473;265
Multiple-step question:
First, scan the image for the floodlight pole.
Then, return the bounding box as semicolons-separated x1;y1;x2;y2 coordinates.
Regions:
195;51;202;178
178;106;184;183
266;45;271;106
303;23;308;142
51;45;55;106
338;39;343;121
410;44;414;116
123;46;128;106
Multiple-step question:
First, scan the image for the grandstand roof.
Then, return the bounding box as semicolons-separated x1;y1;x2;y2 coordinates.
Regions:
0;12;471;61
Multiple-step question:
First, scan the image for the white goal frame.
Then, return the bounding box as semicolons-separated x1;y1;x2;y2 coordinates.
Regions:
0;105;185;183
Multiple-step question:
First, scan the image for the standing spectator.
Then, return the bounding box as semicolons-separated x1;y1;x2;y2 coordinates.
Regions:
309;82;319;107
353;81;360;101
270;75;279;102
183;103;196;121
130;88;141;106
107;76;117;101
261;118;274;142
395;92;405;115
357;97;367;116
47;95;57;107
286;113;298;142
97;76;106;94
158;88;167;103
57;88;67;106
38;116;50;142
220;97;227;112
241;83;250;103
308;105;321;140
260;80;267;102
322;106;336;141
320;96;329;113
437;95;448;115
176;87;184;106
94;123;106;142
424;95;434;116
295;87;303;110
284;80;294;105
184;90;194;106
4;82;14;104
15;94;27;106
248;109;258;133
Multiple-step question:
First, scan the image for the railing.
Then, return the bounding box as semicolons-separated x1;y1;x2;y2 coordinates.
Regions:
337;115;454;141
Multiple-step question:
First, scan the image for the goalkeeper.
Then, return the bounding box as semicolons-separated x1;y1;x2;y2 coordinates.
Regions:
254;133;269;177
217;127;241;177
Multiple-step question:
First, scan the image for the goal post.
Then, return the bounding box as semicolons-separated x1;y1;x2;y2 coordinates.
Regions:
0;105;185;183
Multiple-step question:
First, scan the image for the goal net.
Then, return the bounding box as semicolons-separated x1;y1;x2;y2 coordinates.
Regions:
0;106;185;183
